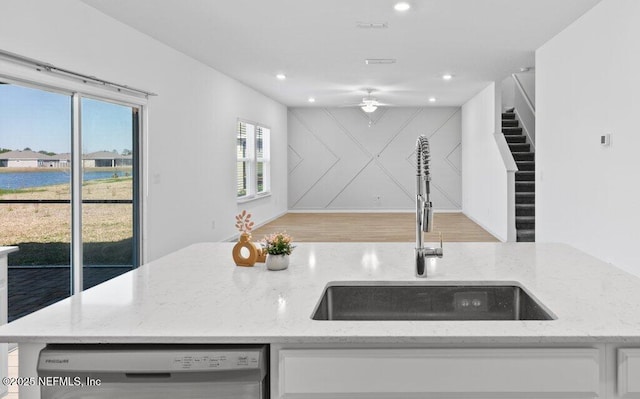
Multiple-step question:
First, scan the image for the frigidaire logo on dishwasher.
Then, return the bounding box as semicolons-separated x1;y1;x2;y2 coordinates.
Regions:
45;359;69;363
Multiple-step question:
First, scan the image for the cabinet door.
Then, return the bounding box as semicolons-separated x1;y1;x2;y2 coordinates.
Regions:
279;348;601;398
0;285;6;397
618;348;640;398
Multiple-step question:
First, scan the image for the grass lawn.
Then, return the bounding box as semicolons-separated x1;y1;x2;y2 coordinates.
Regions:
1;176;133;266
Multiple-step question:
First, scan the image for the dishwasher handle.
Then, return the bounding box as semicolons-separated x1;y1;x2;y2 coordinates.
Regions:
125;373;172;379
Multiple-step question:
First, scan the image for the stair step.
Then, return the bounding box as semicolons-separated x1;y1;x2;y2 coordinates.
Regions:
504;106;536;241
516;161;535;171
502;120;519;128
502;127;523;135
516;171;535;181
516;204;535;216
512;152;535;162
506;135;526;144
509;143;531;152
516;181;535;192
517;229;536;242
516;216;535;229
516;192;535;204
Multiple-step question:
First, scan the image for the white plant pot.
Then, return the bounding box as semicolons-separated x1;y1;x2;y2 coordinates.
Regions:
266;254;289;271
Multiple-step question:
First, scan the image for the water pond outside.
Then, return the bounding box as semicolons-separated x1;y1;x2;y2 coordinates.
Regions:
0;169;131;190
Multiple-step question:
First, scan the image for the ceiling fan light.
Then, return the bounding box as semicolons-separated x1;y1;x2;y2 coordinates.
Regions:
361;104;378;113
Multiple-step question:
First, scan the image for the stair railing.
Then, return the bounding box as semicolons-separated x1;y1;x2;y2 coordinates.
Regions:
512;73;536;148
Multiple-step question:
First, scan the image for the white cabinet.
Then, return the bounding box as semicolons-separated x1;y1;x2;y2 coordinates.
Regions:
618;348;640;398
278;348;602;399
0;247;17;398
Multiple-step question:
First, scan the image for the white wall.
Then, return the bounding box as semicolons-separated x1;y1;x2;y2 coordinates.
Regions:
536;0;640;275
502;72;536;111
514;72;536;106
7;160;37;168
462;83;515;241
287;107;461;211
501;76;516;110
0;0;288;261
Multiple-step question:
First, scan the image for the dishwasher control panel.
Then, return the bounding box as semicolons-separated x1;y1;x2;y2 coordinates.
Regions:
172;351;260;370
38;345;267;374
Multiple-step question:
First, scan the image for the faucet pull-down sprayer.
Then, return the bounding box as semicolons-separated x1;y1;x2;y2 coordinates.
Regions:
415;135;443;277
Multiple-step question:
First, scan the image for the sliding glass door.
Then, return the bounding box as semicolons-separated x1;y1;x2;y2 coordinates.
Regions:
0;82;141;321
80;97;139;289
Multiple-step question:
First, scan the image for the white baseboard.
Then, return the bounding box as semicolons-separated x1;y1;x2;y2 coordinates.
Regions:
287;209;462;214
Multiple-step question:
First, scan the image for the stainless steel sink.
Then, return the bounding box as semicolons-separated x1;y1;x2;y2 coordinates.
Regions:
311;282;555;321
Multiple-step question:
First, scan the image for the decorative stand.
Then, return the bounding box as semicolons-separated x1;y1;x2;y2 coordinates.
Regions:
232;210;266;266
232;233;259;267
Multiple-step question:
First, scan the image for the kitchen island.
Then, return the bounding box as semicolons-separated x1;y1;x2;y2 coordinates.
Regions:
1;246;18;398
1;242;640;398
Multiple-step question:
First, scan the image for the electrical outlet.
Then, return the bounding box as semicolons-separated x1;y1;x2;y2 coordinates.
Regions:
211;221;216;230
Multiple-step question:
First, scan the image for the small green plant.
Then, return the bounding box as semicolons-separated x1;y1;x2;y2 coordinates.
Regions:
263;232;295;255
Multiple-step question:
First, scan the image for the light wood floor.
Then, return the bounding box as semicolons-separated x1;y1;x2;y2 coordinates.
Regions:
252;212;498;242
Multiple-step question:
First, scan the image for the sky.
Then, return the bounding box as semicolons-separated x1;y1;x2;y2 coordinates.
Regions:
0;83;133;154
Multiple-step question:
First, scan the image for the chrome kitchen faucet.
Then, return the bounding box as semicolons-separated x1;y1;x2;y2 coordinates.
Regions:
415;135;443;277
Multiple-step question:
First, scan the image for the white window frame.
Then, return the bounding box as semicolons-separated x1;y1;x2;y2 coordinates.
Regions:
237;119;270;202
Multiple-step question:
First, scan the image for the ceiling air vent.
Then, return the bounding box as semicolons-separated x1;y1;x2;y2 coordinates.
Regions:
365;59;396;65
356;22;389;29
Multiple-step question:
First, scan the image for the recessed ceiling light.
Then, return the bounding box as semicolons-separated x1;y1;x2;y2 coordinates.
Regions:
308;97;316;103
276;73;286;80
428;97;436;103
394;2;411;11
442;74;453;81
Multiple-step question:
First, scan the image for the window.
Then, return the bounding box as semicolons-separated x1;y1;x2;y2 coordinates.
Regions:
237;120;270;199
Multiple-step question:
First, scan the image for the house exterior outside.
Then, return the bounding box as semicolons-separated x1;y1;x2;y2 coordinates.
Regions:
0;150;52;168
82;151;132;168
0;150;129;168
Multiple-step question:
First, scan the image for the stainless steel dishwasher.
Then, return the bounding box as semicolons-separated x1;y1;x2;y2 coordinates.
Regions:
37;344;268;399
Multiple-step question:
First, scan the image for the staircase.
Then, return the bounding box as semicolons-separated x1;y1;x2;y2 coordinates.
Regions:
502;110;535;242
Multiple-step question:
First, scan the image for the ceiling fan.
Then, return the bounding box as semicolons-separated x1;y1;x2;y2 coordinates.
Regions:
360;90;381;113
344;89;388;113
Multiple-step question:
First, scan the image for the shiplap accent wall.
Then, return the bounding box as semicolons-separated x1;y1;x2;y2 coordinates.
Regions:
288;107;461;211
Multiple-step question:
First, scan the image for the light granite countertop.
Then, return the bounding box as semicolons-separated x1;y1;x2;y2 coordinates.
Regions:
0;246;18;256
1;242;639;344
